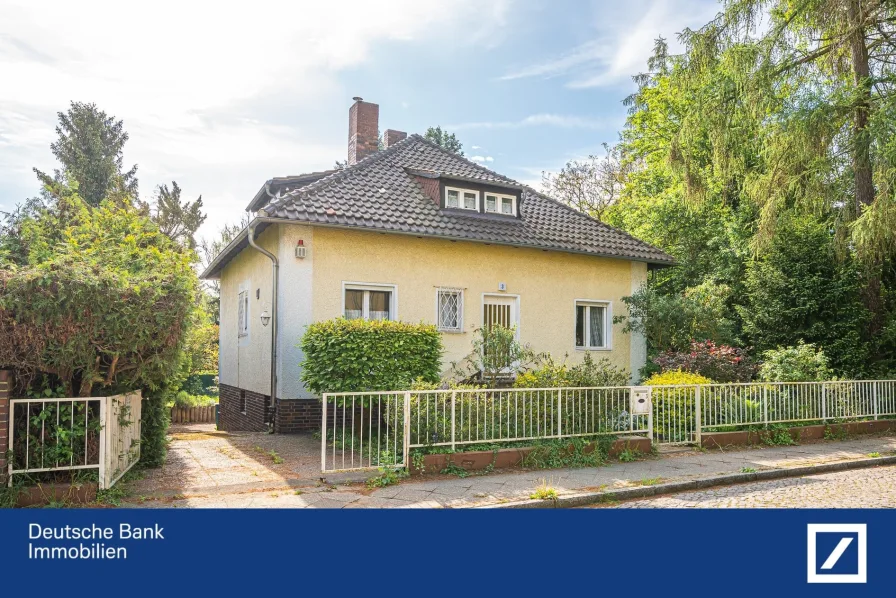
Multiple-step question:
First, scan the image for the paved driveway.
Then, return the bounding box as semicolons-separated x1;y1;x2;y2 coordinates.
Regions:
123;424;896;508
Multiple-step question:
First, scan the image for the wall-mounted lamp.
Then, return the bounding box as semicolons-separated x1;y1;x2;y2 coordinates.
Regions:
260;309;271;327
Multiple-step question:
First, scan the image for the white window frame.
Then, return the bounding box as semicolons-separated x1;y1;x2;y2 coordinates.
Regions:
436;287;464;333
341;282;398;321
484;192;517;216
445;186;479;211
238;290;249;338
574;300;612;350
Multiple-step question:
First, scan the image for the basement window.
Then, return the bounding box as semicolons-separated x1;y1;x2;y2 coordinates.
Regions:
445;187;479;211
485;193;516;216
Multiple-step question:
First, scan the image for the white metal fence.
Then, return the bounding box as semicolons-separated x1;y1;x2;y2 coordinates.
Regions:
320;380;896;473
321;386;649;472
7;392;142;489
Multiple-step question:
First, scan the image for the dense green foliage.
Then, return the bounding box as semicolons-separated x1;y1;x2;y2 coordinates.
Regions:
758;343;832;383
592;2;896;379
301;318;443;394
515;353;629;388
653;341;754;383
738;216;872;375
0;184;198;396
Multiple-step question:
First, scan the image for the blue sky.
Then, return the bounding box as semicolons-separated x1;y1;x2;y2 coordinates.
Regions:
0;0;720;241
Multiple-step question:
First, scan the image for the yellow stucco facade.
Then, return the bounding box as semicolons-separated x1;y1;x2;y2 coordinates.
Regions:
310;226;646;375
218;222;649;399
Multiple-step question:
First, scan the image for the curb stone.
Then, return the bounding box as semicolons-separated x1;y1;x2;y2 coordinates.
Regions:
476;455;896;509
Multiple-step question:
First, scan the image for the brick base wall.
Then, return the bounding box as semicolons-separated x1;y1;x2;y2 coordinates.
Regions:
275;398;333;434
0;371;11;483
219;384;270;432
218;384;329;434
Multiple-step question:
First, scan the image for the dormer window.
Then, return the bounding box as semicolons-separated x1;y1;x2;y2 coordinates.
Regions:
485;193;516;216
446;187;478;211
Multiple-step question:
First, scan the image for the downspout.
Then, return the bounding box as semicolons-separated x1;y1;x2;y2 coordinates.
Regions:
247;215;278;433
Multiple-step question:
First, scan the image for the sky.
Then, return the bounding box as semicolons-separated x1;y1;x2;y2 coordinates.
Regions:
0;0;721;242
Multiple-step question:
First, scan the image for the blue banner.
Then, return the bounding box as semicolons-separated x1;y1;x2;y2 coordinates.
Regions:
0;509;890;596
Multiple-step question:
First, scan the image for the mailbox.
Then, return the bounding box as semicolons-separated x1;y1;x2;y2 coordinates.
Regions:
630;386;652;415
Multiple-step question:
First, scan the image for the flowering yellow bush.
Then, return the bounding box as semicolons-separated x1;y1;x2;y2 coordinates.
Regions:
643;369;713;386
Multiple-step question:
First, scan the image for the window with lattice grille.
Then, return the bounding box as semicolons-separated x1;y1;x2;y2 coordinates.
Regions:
437;288;463;332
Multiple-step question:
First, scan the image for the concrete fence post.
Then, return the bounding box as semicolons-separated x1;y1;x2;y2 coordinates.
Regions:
0;370;12;484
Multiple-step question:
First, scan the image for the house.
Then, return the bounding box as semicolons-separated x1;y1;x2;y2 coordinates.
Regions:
201;98;674;433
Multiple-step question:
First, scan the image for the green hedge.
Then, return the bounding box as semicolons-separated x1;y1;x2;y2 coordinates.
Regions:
300;319;443;394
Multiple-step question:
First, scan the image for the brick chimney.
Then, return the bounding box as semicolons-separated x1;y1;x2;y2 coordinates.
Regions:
348;97;379;165
383;129;407;148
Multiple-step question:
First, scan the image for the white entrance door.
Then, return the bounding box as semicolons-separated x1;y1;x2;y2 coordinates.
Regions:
482;294;518;334
482;295;519;373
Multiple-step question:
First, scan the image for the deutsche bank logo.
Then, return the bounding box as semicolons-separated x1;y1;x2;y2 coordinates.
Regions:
807;524;867;584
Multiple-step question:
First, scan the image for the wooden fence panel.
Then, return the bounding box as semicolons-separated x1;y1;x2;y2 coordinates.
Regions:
170;405;217;424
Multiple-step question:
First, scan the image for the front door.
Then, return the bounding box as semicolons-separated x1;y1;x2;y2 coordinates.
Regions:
482;295;519;373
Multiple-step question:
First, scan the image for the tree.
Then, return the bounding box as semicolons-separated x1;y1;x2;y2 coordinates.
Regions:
0;180;198;397
198;216;249;323
542;143;630;221
424;126;464;155
141;181;206;249
738;215;871;376
35;102;138;206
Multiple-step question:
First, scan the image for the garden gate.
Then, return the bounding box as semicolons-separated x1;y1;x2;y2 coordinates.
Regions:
7;391;142;489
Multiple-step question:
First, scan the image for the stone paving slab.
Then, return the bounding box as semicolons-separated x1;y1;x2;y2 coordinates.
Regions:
122;428;896;509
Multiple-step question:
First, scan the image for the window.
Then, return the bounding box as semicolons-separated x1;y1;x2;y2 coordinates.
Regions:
437;288;464;332
445;187;479;211
485;193;516;216
575;302;610;349
238;290;249;337
343;284;395;320
239;390;247;415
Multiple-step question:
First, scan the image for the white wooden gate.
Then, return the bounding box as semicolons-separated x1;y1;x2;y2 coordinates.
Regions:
102;391;142;489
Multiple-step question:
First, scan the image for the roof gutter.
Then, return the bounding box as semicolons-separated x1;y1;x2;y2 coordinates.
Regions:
247;218;279;433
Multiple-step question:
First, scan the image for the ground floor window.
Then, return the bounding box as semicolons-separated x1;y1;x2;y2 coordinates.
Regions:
343;283;396;320
437;288;464;332
575;301;610;349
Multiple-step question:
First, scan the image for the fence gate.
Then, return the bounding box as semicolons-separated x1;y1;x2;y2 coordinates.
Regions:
8;391;142;489
320;392;408;473
102;392;142;489
650;385;700;446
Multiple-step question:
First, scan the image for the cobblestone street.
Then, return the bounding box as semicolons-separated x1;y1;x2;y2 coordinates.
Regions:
604;464;896;508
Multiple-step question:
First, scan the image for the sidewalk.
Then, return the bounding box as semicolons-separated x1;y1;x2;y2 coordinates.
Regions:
123;432;896;508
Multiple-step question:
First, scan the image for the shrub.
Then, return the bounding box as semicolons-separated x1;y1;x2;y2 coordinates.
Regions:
738;215;870;376
618;281;737;353
172;391;218;408
643;370;713;386
653;340;756;382
301;318;443;394
515;353;629;388
450;325;538;385
758;342;832;382
0;185;198;470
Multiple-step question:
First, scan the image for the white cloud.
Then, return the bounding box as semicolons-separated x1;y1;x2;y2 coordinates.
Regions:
450;113;608;130
470;155;494;163
0;0;511;238
500;0;718;88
